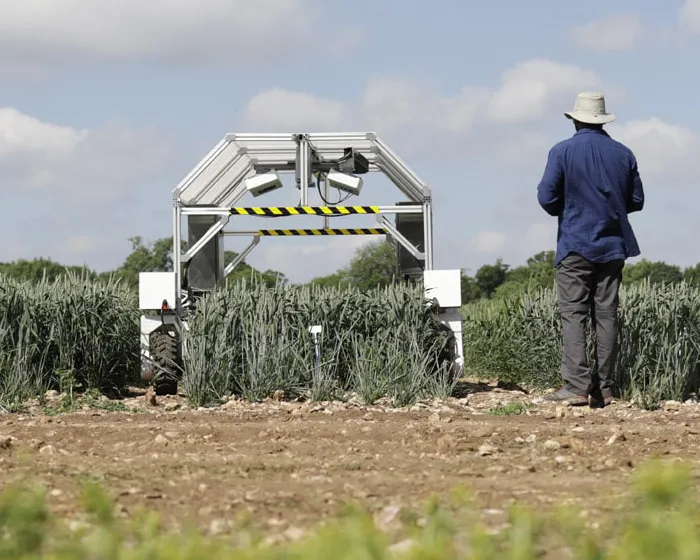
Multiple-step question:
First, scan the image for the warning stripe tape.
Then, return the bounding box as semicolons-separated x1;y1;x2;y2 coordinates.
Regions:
229;206;380;216
259;228;386;236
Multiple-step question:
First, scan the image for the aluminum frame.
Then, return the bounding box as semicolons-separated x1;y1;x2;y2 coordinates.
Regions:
171;132;435;315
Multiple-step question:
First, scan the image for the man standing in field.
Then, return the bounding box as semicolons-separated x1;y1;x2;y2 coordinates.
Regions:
536;92;645;408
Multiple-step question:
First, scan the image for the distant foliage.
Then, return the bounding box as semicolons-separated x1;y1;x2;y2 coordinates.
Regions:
462;280;700;408
182;279;458;407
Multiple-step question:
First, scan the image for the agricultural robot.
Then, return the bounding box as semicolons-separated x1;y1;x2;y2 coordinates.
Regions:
138;132;464;395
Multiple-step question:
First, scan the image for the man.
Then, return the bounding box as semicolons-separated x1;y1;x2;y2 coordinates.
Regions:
536;92;645;408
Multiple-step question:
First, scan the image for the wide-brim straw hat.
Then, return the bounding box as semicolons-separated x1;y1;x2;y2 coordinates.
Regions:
564;92;615;124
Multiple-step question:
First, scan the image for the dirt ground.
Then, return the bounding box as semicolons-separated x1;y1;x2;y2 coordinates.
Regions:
1;382;699;543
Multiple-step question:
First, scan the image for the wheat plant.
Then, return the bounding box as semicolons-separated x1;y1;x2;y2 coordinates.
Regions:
0;272;139;406
462;280;700;408
181;279;459;407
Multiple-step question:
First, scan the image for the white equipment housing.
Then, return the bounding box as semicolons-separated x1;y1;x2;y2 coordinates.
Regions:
327;170;363;195
138;132;464;392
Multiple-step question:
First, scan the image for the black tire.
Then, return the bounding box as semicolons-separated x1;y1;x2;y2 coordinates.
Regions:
150;327;181;396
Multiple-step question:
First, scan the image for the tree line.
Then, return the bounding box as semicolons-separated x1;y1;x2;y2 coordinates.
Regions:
1;236;698;304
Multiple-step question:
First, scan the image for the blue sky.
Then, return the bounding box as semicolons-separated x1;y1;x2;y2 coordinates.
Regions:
1;0;699;282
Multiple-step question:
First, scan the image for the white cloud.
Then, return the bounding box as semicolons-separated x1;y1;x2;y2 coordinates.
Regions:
679;0;700;33
0;0;350;63
244;58;603;138
241;59;700;188
609;117;697;179
243;89;350;131
569;14;644;51
486;60;601;122
0;107;172;200
0;108;86;158
471;232;507;254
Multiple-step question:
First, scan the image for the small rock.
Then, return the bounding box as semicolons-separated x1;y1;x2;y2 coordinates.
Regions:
543;411;557;420
375;506;402;530
606;431;626;446
0;436;13;450
543;440;561;451
554;455;568;464
283;527;306;542
208;519;228;536
515;436;525;444
44;390;60;400
39;445;57;456
556;406;568;418
154;434;168;445
164;403;180;412
525;434;537;444
478;444;498;456
389;539;418;555
437;435;456;452
571;426;585;433
164;431;179;439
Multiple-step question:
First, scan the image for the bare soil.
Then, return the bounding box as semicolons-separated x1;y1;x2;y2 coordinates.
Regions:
1;382;698;543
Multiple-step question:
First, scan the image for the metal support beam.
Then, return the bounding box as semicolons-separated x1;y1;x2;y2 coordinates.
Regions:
172;199;183;315
224;237;260;278
376;215;425;262
297;134;310;206
423;198;434;270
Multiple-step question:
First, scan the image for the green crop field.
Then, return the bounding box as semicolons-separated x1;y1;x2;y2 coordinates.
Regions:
2;273;700;558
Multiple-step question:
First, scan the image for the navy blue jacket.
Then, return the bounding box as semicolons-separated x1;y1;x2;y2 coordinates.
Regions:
537;127;645;265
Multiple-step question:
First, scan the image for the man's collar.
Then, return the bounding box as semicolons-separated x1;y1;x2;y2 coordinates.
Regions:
574;128;609;137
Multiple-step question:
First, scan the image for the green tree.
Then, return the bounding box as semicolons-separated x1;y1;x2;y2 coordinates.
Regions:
308;240;397;291
309;271;349;288
475;258;509;298
104;237;178;288
460;274;483;303
0;258;95;283
684;264;700;286
344;240;398;290
492;250;556;299
623;259;684;285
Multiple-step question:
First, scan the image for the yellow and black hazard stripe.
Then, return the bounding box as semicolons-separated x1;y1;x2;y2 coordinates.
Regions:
258;228;386;236
230;206;380;216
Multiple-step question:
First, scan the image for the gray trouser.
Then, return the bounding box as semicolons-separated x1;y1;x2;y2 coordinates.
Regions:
556;253;624;397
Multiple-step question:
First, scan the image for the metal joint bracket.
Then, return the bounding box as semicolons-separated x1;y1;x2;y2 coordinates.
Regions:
376;215;425;262
181;216;229;263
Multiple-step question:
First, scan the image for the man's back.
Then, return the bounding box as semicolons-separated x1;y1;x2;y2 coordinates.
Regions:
537;127;644;265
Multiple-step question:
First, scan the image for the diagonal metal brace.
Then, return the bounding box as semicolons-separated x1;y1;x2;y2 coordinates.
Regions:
224;236;260;278
376;215;425;262
181;216;229;263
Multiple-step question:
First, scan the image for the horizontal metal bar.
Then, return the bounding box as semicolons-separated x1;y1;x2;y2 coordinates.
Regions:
259;228;386;236
230;206;380;216
216;205;424;217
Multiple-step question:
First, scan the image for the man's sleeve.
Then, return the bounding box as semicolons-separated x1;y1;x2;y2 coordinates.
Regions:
627;156;644;214
537;147;564;216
